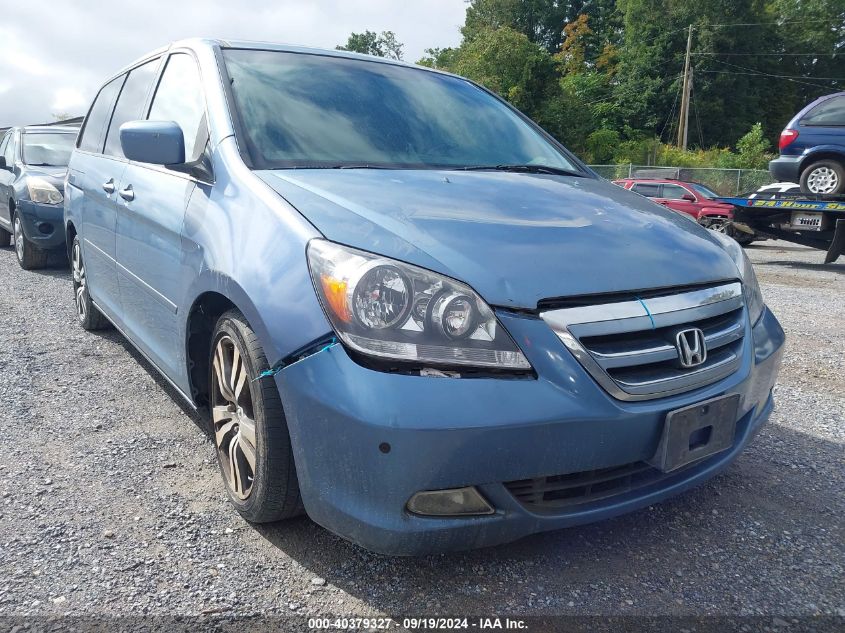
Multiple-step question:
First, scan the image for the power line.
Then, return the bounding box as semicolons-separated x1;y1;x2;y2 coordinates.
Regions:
703;58;841;88
660;77;683;143
579;73;683;109
706;18;844;27
692;52;842;56
698;69;845;81
691;82;704;148
698;69;840;90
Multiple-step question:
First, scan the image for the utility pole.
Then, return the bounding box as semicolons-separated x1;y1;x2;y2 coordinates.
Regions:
677;24;694;150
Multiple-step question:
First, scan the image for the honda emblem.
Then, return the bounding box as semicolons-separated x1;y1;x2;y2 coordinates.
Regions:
675;328;707;368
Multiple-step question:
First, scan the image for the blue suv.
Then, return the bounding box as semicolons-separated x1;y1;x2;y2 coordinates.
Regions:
769;91;845;194
0;125;77;268
64;39;784;555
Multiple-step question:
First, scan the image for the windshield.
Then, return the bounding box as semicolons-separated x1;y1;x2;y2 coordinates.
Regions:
223;49;581;172
689;183;719;199
22;132;75;167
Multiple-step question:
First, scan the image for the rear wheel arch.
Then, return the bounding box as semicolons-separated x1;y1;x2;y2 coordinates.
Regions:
799;151;845;174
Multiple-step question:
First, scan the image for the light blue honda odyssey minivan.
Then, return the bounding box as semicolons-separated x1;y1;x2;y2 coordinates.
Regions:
65;39;784;555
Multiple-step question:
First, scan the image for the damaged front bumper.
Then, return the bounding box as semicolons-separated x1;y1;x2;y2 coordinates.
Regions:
274;308;784;555
16;200;66;250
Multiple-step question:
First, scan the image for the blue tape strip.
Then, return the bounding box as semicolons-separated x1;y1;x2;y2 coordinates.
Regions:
636;296;656;329
254;337;338;381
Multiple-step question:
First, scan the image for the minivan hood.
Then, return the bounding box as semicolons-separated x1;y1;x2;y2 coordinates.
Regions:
257;169;740;309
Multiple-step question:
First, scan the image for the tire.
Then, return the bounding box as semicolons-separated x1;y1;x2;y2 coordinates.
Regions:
13;214;49;270
71;236;110;330
209;309;302;523
0;226;10;247
800;160;845;195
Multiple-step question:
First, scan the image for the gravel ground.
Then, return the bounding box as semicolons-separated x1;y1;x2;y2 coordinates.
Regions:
0;239;842;626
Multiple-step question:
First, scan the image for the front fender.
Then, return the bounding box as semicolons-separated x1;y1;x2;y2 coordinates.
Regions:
181;138;331;367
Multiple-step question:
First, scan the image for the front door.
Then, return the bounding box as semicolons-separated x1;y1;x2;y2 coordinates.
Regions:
113;51;209;387
655;183;700;219
115;164;194;381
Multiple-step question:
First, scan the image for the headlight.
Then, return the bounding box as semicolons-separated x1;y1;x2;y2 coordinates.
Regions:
26;177;63;204
712;232;765;324
307;240;531;370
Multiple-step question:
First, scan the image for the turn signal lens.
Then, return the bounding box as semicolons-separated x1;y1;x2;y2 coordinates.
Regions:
320;275;351;323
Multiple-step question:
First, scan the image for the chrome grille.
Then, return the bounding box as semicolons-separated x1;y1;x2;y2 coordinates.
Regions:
540;283;746;401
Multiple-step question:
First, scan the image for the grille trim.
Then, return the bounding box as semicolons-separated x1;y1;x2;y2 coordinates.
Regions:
540;283;746;401
505;461;689;510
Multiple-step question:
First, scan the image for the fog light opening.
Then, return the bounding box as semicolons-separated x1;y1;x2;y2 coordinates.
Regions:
406;486;495;517
37;222;54;235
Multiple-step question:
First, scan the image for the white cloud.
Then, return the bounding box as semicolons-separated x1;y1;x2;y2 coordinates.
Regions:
51;88;87;113
0;0;466;126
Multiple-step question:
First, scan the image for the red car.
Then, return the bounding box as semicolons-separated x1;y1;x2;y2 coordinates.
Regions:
612;178;745;239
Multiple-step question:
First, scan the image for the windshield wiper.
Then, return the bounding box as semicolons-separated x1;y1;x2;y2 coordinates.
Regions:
26;163;62;167
280;164;395;170
335;164;395;170
454;164;583;177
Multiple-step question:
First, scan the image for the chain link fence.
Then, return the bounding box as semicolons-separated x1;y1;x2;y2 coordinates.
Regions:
589;164;774;196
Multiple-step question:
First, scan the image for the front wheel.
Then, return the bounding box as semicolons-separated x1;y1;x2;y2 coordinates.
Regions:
0;225;10;247
13;214;49;270
800;160;845;195
209;309;302;522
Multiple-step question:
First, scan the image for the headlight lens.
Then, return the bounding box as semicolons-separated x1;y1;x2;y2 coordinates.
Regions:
26;177;63;204
307;240;531;370
712;232;765;324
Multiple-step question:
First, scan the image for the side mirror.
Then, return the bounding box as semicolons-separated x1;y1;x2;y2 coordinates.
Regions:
682;193;696;202
120;120;185;165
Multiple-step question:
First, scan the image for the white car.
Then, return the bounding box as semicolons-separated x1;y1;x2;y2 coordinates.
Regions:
749;182;800;199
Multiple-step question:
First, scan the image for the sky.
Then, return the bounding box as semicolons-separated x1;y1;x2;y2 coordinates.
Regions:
0;0;467;126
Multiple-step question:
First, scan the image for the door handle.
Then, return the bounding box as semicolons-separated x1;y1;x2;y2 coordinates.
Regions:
102;179;115;194
118;185;134;202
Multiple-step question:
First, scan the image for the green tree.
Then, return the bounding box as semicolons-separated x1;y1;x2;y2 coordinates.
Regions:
586;128;621;163
337;30;404;60
417;47;460;69
462;0;569;52
451;26;556;113
611;0;790;148
735;122;772;169
462;0;623;56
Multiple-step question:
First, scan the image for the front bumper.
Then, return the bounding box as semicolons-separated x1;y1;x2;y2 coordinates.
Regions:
276;307;784;555
769;155;802;183
16;199;66;250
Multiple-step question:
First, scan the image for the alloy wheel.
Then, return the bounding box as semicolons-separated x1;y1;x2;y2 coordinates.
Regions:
707;219;730;234
211;335;257;500
13;217;24;261
71;240;87;322
807;166;839;194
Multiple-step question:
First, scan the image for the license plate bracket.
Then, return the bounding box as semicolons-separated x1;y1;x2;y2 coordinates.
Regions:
790;211;824;231
649;394;740;473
